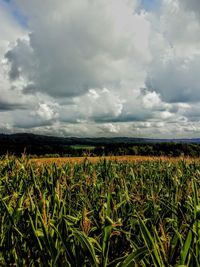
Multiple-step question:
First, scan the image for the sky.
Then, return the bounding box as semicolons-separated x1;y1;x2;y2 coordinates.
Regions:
0;0;200;138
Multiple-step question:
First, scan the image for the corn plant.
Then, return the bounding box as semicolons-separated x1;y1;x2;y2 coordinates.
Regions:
0;156;200;266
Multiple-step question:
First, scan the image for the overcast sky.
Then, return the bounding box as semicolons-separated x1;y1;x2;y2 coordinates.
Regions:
0;0;200;138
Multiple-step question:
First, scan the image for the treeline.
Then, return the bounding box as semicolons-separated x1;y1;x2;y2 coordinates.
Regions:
1;142;200;157
93;143;200;157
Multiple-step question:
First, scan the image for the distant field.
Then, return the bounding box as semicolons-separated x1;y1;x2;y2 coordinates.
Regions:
71;145;96;149
31;155;198;165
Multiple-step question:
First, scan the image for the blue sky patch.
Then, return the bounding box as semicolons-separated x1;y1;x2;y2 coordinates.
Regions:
1;0;11;3
0;0;28;27
140;0;160;11
12;8;28;27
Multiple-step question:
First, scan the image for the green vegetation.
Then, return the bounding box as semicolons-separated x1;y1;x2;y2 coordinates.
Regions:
0;156;200;266
1;133;200;157
71;145;95;150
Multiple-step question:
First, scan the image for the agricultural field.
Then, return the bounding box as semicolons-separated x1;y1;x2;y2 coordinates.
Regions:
31;155;194;166
0;156;200;266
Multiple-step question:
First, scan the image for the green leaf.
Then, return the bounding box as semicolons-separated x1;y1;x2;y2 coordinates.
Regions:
73;230;99;267
138;217;164;267
118;246;148;267
180;230;192;265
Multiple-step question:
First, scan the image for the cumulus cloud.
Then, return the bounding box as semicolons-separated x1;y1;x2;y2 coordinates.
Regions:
35;102;58;121
146;0;200;103
142;91;163;109
0;0;200;137
5;0;151;98
75;88;124;122
146;56;200;103
0;1;25;54
180;0;200;18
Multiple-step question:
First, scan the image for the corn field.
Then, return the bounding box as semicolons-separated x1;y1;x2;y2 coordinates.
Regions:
0;156;200;266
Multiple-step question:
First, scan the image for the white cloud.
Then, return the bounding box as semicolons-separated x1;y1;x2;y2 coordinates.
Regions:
0;1;25;55
75;88;124;121
146;0;200;103
100;123;120;134
5;0;151;98
35;103;58;121
0;0;200;137
142;91;162;109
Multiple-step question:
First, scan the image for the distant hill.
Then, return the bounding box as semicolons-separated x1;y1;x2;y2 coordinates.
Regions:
1;133;200;145
1;133;200;156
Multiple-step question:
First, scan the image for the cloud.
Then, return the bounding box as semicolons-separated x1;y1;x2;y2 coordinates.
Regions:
145;0;200;103
146;56;200;103
0;1;25;54
180;0;200;17
142;91;163;109
5;0;151;97
35;103;58;121
74;88;124;122
0;0;200;138
0;101;26;111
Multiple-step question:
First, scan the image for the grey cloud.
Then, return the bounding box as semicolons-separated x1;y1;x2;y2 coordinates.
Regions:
5;38;35;82
0;101;26;111
146;55;200;103
92;113;152;123
5;0;149;97
144;0;200;103
13;120;54;129
181;0;200;15
178;105;200;122
12;109;56;129
1;0;200;137
5;50;20;80
56;87;157;124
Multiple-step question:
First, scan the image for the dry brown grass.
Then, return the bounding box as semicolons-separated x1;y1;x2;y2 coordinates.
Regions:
31;155;199;166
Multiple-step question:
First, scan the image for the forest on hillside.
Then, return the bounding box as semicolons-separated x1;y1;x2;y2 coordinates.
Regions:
1;134;200;157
